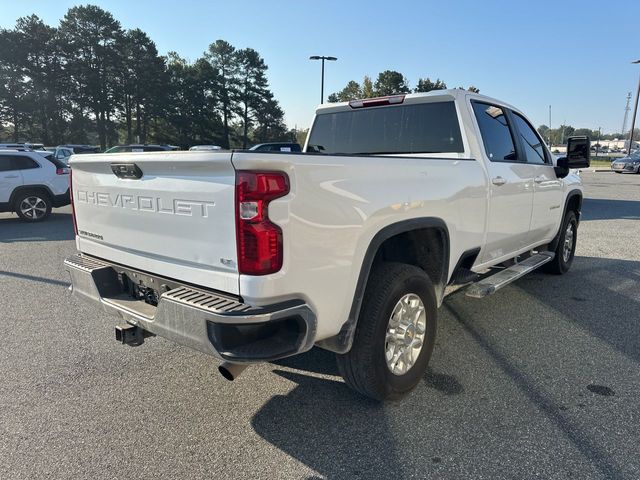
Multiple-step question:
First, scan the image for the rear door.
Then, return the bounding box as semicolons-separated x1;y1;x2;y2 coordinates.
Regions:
0;155;24;203
70;151;240;294
11;154;44;189
510;111;563;244
471;101;537;264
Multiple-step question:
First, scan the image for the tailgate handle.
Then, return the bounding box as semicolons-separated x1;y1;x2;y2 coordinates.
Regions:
111;163;143;179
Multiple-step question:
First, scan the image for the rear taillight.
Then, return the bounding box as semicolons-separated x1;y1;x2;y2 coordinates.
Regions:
56;167;70;175
70;168;77;235
235;171;289;275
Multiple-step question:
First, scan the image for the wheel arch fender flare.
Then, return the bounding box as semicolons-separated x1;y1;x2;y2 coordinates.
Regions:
317;217;450;354
9;184;55;205
549;189;582;252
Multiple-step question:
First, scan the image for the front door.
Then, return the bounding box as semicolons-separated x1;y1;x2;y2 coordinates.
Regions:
510;111;564;245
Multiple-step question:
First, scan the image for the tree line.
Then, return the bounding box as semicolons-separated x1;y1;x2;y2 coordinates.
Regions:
328;71;479;102
537;125;639;147
330;72;638;147
0;5;291;149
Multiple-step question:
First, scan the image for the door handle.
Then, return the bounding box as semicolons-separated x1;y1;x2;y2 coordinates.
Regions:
534;175;545;184
3;175;19;179
491;176;507;186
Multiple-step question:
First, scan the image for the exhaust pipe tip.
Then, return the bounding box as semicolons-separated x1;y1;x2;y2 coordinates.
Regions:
218;362;249;381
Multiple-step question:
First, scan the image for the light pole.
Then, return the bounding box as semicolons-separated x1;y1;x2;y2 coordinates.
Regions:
627;59;640;155
309;55;337;104
548;105;552;147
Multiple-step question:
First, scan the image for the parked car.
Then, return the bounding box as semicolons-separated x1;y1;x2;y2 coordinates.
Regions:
0;150;70;222
189;145;223;151
249;142;302;152
54;145;101;165
24;143;47;152
0;143;51;157
611;150;640;173
104;144;179;153
64;90;590;400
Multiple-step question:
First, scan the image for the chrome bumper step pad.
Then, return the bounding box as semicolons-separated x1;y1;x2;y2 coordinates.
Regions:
64;254;316;361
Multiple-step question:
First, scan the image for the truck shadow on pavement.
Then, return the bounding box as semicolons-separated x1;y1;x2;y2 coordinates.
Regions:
581;198;640;221
519;255;640;364
443;300;626;480
252;366;430;479
0;212;75;243
0;270;69;287
255;255;636;479
274;348;464;396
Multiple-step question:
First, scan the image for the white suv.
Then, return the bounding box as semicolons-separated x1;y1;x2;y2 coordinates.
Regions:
0;150;70;222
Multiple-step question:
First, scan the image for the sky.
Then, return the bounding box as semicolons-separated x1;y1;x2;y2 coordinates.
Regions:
1;0;638;134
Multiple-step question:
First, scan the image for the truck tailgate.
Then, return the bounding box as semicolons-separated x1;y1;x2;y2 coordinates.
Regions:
70;151;239;294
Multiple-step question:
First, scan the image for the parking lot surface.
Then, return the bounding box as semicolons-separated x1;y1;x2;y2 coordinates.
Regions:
1;172;639;479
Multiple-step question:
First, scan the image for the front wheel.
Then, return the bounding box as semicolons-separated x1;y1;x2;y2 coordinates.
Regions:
544;210;578;275
336;262;438;401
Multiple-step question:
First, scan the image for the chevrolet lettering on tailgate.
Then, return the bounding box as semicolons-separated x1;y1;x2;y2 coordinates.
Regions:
76;190;215;217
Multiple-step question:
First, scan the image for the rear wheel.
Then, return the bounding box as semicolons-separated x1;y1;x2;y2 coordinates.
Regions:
336;262;437;401
544;210;577;275
14;191;52;222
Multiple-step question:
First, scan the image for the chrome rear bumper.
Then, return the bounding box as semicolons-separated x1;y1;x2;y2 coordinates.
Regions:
64;254;316;362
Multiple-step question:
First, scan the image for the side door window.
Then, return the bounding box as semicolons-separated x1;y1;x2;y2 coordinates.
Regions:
11;156;40;171
512;113;549;165
0;156;17;172
471;101;519;162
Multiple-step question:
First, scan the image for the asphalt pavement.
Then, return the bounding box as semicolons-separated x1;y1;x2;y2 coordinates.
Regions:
0;172;638;479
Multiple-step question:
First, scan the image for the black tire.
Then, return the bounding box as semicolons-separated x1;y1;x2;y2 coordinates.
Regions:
336;262;438;401
14;190;52;222
544;210;578;275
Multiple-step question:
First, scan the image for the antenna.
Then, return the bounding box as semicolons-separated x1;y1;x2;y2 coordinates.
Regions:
622;92;632;135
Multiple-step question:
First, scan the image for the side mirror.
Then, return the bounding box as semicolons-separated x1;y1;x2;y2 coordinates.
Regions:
565;136;590;168
554;136;590;178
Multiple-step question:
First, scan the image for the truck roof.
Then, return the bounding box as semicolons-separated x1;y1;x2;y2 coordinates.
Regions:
315;89;519;115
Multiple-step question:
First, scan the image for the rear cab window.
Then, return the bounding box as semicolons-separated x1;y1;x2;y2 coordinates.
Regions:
307;101;464;155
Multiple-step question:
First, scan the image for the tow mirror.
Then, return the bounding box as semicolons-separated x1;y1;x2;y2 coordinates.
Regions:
566;136;590;168
555;136;590;178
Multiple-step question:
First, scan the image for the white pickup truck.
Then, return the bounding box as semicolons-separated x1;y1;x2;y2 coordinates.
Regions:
65;89;590;400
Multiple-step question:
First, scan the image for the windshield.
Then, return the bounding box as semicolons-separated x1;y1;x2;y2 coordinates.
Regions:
306;101;464;155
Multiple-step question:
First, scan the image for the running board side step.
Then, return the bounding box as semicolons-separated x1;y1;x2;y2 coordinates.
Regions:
465;252;555;298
